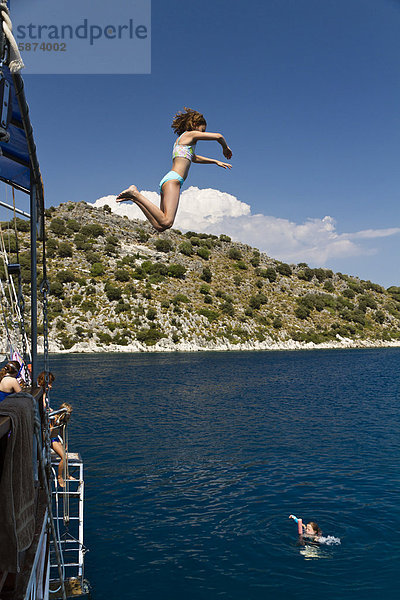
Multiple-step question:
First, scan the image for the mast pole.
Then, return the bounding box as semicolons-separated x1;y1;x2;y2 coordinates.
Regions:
30;177;38;385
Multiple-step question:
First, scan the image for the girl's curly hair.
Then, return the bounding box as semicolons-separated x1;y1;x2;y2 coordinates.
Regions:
171;107;207;136
37;371;55;389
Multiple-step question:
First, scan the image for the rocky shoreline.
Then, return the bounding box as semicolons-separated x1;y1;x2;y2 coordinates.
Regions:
38;336;400;354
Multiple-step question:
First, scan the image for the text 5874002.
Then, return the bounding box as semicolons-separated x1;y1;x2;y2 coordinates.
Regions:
18;42;67;52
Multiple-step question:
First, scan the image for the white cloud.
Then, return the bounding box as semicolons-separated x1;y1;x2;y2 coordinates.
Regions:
346;227;400;239
90;188;400;266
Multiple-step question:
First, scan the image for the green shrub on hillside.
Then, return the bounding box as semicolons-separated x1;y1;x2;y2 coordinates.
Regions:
201;267;212;282
219;234;231;242
323;280;334;292
58;242;73;258
90;262;105;277
49;300;63;315
136;228;150;243
155;238;174;253
343;288;355;299
221;301;235;316
295;305;310;319
115;301;130;314
200;238;213;249
335;296;353;310
358;295;377;312
374;310;385;324
98;331;112;344
15;218;30;232
387;286;400;302
179;241;193;256
80;224;104;238
50;280;64;297
136;325;164;346
106;235;119;246
348;281;364;294
66;219;81;232
81;300;97;313
249;293;268;310
198;308;219;322
74;233;92;251
121;255;137;267
200;284;211;295
85;250;101;264
264;267;277;282
363;280;384;294
228;247;242;260
105;243;119;255
115;269;130;282
168;264;186;278
197;247;210;260
105;284;122;301
46;238;58;258
50;218;66;236
250;251;260;267
235;260;248;270
297;268;313;281
146;308;157;320
312;268;331;282
172;293;189;304
58;333;75;350
296;293;334;317
190;236;200;246
276;263;292;277
56;269;75;283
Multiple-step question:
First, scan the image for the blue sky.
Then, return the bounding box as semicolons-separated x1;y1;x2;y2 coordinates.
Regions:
5;0;400;287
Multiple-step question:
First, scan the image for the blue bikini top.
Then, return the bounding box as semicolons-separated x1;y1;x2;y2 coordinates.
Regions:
0;390;11;402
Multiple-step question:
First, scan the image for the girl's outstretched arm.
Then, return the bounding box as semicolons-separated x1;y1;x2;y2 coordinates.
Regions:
182;131;232;159
193;155;232;169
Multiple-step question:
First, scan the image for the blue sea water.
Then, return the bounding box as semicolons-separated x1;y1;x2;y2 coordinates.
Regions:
50;348;400;600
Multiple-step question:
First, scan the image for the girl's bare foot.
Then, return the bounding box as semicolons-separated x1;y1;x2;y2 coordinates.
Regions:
57;475;65;488
116;185;139;202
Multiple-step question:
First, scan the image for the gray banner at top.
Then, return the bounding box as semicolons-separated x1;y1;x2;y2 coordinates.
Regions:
9;0;151;74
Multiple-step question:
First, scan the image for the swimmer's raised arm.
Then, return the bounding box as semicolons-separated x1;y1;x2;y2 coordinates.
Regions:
289;514;304;534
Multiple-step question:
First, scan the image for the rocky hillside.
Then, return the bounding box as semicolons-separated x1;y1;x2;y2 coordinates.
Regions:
2;201;400;353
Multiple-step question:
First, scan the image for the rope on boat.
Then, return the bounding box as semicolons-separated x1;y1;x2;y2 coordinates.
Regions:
0;1;24;72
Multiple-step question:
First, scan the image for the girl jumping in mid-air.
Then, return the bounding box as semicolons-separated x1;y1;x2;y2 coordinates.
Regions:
116;107;232;232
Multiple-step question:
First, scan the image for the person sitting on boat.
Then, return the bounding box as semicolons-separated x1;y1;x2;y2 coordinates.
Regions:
289;514;322;541
0;360;22;402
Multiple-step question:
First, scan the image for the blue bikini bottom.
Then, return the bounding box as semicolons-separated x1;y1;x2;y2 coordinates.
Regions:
159;171;185;192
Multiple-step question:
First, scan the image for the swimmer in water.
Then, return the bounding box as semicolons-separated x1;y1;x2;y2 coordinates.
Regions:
289;515;322;541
